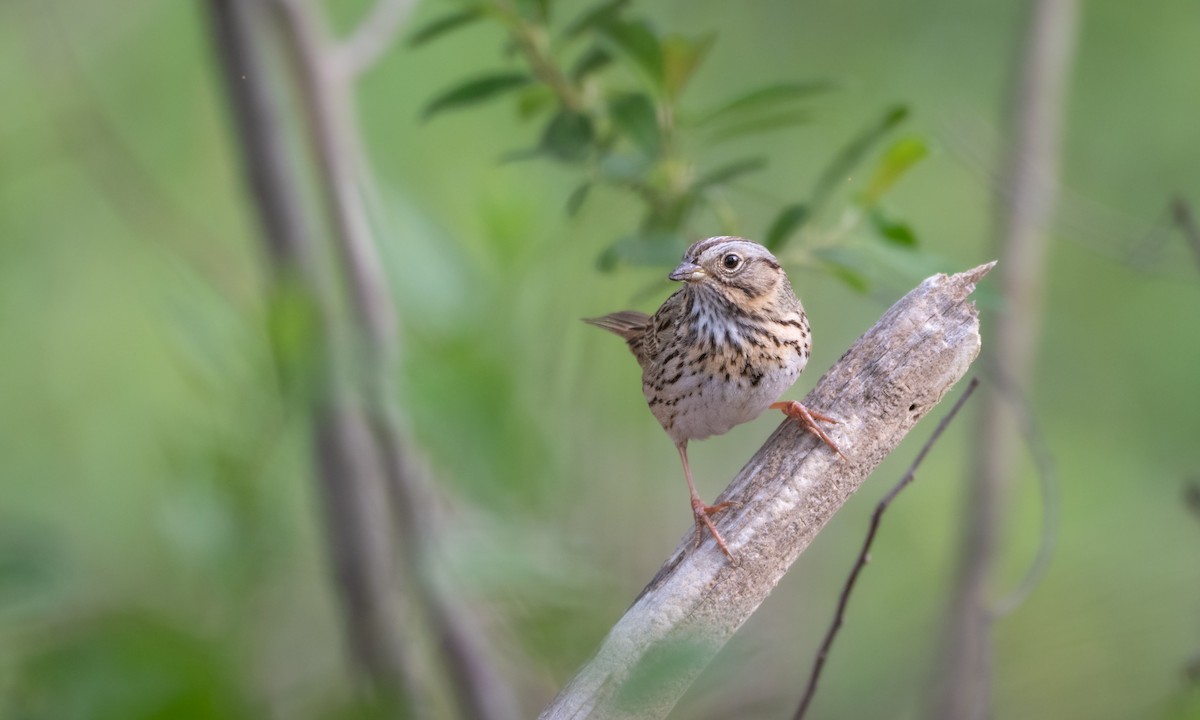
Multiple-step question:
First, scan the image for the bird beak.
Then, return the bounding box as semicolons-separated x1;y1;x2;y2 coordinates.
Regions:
669;261;706;282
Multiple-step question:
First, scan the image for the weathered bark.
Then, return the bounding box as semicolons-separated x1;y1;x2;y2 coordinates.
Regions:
541;262;994;720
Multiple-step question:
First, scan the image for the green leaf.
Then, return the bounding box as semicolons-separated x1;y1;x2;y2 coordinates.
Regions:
764;203;809;250
869;208;918;248
693;81;834;127
570;45;614;82
540;110;595;162
497;147;543;164
704;109;811;143
515;85;556;120
857;135;929;207
597;231;686;270
565;0;630;39
17;613;252;720
0;524;61;607
566;182;592;216
609;93;661;159
422;73;532;120
662;33;715;99
266;277;323;400
817;248;871;293
827;261;870;293
811;104;909;208
514;0;552;22
695;156;767;189
641;194;697;235
597;152;651;183
601;20;664;88
596;244;619;271
408;7;486;47
619;636;710;709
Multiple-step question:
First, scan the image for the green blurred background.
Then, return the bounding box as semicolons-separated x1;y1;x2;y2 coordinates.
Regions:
2;0;1198;718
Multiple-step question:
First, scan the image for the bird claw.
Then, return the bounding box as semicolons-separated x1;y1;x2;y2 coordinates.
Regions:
771;400;847;461
691;497;738;562
699;499;740;515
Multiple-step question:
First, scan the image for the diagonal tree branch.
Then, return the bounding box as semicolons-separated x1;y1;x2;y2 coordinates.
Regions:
541;261;994;720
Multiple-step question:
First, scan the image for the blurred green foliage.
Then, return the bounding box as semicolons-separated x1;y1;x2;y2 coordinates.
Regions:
414;0;929;285
10;612;250;720
1;0;1199;718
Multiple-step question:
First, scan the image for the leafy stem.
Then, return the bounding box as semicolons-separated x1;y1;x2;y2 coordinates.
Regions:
494;2;586;111
414;0;928;287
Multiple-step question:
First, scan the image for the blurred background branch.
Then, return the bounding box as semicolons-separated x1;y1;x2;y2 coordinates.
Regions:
204;0;420;705
933;0;1079;718
206;0;515;717
336;0;417;78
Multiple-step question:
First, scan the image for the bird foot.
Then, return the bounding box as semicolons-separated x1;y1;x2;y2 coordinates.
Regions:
691;496;739;562
770;400;847;461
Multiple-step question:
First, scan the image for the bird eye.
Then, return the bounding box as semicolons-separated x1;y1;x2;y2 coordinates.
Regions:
722;253;742;270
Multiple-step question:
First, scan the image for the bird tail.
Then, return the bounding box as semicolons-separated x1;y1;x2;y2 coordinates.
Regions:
582;311;651;341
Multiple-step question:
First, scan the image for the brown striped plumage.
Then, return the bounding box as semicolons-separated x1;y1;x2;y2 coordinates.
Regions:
586;236;841;561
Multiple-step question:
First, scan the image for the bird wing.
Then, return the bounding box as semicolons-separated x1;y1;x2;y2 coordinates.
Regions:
583;311;651;340
584;311;654;367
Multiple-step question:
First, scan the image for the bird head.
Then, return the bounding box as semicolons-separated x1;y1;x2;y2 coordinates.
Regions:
669;236;791;304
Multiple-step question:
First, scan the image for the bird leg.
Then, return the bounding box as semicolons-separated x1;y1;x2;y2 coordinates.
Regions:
770;400;847;460
676;443;737;561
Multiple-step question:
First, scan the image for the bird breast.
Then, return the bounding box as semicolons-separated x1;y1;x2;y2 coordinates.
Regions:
643;337;807;444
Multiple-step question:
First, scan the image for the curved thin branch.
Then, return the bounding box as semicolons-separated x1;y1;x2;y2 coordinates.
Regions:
541;262;994;720
793;377;981;720
982;361;1059;619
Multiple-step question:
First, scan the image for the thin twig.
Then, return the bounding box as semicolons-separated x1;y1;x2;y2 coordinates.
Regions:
1185;480;1200;523
336;0;416;78
1189;478;1200;684
1170;197;1200;276
984;360;1059;618
495;0;585;111
793;377;980;720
